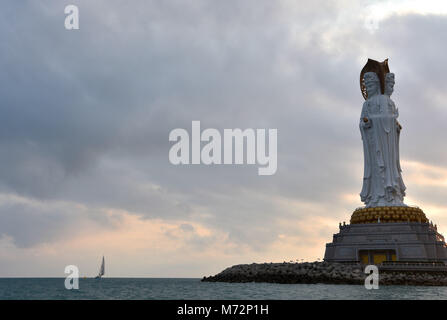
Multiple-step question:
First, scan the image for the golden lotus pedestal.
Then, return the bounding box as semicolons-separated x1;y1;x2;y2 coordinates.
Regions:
324;206;447;267
350;206;428;224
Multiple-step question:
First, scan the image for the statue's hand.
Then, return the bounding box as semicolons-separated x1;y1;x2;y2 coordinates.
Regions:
396;120;402;131
361;117;371;128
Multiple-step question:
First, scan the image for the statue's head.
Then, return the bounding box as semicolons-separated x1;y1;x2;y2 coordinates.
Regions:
363;72;380;98
385;73;395;96
360;58;389;99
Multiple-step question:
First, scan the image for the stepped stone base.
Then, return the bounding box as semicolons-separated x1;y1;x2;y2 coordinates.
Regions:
324;222;447;264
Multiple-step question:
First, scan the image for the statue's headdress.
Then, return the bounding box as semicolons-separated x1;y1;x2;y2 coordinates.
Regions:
360;58;390;99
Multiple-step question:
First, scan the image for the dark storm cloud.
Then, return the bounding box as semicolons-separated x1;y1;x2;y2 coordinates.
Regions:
0;0;447;251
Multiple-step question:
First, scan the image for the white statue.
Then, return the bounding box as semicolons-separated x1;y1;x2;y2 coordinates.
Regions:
360;72;406;207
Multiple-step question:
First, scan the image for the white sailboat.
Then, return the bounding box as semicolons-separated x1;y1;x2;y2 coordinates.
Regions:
95;256;105;279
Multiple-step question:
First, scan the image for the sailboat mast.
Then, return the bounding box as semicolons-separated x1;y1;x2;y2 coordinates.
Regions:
101;256;105;276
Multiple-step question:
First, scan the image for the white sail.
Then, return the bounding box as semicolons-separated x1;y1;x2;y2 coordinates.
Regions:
95;256;105;278
99;256;105;276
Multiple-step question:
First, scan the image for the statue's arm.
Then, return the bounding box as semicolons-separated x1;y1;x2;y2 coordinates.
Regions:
393;105;402;132
360;102;371;128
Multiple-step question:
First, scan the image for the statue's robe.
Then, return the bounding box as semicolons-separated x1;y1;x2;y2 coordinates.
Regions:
360;94;406;207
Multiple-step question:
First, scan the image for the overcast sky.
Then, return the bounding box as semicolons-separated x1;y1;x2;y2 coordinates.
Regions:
1;0;447;277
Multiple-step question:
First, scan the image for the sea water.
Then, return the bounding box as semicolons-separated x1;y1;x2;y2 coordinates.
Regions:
1;278;447;300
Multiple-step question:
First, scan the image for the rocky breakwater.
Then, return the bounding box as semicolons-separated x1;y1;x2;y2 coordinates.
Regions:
202;262;447;286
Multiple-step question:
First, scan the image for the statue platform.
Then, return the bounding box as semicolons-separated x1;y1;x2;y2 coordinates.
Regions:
324;213;447;266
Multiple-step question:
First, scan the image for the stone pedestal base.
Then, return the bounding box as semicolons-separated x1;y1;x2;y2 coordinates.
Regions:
324;222;447;264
